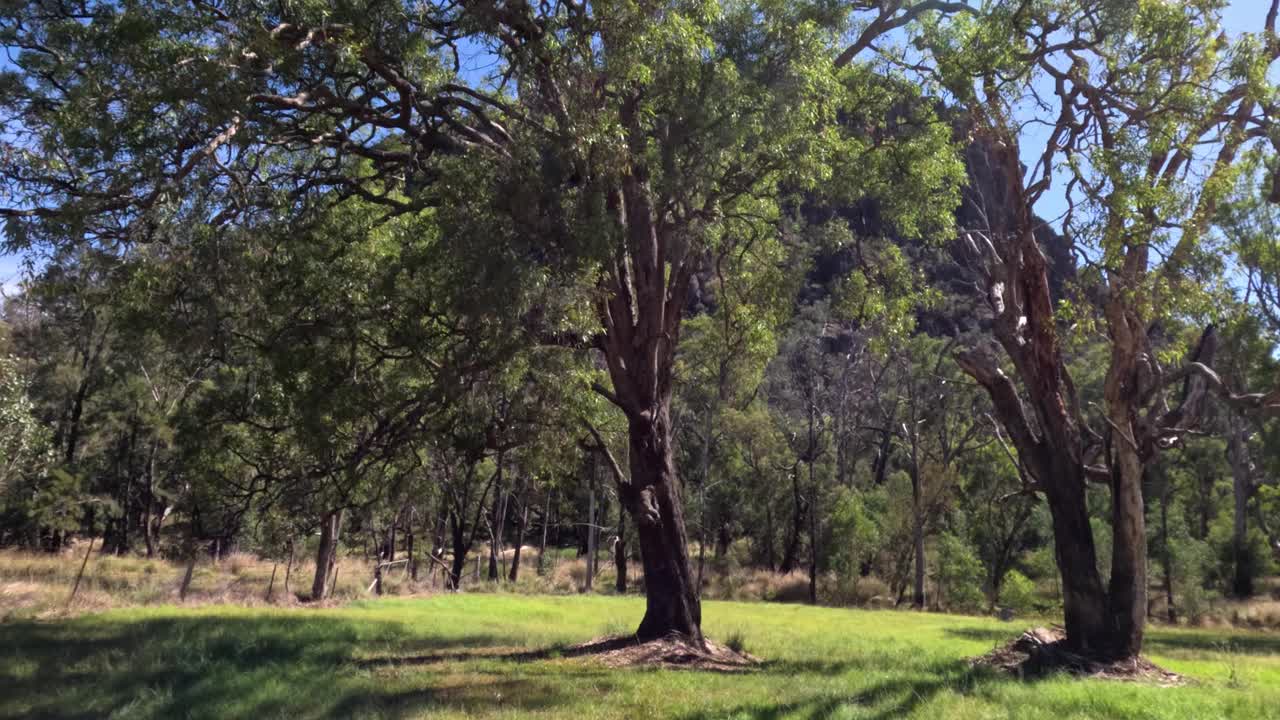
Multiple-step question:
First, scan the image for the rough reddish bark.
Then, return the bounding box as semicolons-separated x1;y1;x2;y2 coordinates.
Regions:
588;163;704;643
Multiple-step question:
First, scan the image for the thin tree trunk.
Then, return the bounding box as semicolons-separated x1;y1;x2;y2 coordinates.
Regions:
697;503;707;593
284;539;295;597
615;506;628;594
538;489;552;576
780;469;804;574
179;538;198;601
266;561;278;601
142;440;158;558
1228;424;1255;598
585;480;596;592
1160;473;1176;623
509;485;528;583
311;509;342;601
808;455;818;605
910;446;926;608
806;401;818;606
764;504;776;572
67;536;95;607
407;522;417;581
697;408;711;592
330;555;340;598
488;451;506;582
447;510;467;590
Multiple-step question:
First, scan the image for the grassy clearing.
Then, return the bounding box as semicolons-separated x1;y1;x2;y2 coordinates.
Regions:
2;594;1279;720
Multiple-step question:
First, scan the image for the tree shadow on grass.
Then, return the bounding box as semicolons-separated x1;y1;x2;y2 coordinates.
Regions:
0;613;595;720
944;625;1280;658
677;659;994;720
354;634;641;669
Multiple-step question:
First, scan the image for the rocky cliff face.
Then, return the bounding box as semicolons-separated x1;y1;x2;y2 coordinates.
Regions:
684;119;1079;340
802;127;1077;339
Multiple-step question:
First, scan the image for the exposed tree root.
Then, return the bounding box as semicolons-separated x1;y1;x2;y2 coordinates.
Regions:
566;634;759;672
970;627;1184;685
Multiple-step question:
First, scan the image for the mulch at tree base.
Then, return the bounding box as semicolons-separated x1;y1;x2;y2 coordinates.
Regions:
969;627;1184;686
564;634;760;672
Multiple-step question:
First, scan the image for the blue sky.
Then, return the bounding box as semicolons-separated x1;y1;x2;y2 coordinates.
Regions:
1023;1;1263;237
0;1;1267;296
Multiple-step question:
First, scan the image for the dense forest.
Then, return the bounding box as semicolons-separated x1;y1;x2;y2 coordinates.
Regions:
3;0;1280;669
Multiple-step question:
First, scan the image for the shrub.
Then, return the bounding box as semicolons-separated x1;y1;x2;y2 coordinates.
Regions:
724;629;747;654
933;533;985;612
999;570;1036;614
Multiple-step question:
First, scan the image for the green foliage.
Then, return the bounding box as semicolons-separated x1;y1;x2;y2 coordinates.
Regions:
934;532;985;613
1207;516;1277;596
999;570;1037;614
0;355;50;493
828;486;882;580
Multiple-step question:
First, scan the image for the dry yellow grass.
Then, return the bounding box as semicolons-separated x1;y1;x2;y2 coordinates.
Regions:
7;541;1280;633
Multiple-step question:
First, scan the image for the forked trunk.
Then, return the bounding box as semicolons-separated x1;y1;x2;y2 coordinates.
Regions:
595;168;702;643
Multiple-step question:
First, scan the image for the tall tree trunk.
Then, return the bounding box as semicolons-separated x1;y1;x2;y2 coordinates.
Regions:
696;408;712;592
266;561;278;600
1103;338;1149;660
622;406;702;642
1159;473;1176;623
311;509;342;601
447;509;467;590
763;504;776;572
594;168;702;643
807;456;818;605
386;513;397;562
509;483;528;582
696;509;707;593
1040;459;1112;655
538;489;552;576
178;532;198;601
1228;423;1254;598
406;514;417;581
910;441;925;609
615;506;628;593
67;536;95;607
806;401;819;605
142;440;158;558
488;450;506;582
585;480;597;592
957;129;1154;660
284;539;294;597
780;469;804;574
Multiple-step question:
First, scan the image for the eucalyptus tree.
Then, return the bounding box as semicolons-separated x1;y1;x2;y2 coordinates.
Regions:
1;0;964;640
922;0;1280;659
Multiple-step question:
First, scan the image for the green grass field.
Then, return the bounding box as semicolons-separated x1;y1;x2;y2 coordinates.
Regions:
2;594;1279;719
